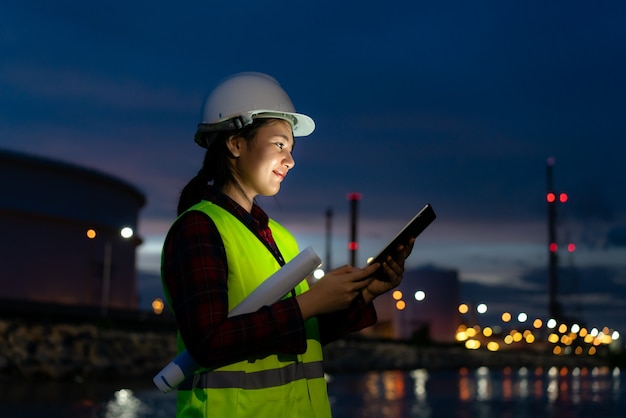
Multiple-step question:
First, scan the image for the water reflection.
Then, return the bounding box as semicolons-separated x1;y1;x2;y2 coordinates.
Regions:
1;367;623;417
104;389;146;418
327;366;624;418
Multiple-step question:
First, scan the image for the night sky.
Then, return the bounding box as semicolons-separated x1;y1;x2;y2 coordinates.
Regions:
2;1;625;334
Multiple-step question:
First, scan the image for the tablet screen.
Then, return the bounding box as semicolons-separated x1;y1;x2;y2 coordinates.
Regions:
368;204;436;265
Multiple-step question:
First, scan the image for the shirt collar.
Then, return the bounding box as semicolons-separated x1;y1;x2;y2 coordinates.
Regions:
204;185;270;228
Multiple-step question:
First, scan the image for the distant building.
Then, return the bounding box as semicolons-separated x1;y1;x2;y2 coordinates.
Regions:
366;265;461;343
0;149;145;311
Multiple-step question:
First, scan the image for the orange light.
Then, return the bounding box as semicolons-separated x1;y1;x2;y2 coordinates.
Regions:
86;229;96;239
392;290;403;300
487;341;500;352
151;298;165;314
395;300;406;310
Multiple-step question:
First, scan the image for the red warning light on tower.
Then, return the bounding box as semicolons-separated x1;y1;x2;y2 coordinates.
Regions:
567;243;576;252
549;243;558;252
546;192;568;203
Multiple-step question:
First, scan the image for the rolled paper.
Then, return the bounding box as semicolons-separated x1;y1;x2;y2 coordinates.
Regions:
153;246;322;393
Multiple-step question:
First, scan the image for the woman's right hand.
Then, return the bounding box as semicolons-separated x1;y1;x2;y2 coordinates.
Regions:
295;263;380;320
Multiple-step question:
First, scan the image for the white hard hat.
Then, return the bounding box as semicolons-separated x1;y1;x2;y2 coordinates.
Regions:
195;72;315;147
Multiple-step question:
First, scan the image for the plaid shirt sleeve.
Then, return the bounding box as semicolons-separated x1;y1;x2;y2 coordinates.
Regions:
162;211;308;369
317;293;378;346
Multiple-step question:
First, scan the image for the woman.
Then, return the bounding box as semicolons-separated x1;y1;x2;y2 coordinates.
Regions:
161;72;413;417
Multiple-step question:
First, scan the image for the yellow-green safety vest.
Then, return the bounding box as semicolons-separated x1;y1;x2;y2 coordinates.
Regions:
162;200;331;418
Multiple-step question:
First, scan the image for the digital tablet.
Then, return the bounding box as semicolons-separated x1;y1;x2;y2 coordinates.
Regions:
368;204;436;266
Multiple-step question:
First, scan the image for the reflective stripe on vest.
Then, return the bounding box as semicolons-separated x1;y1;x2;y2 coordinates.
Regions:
179;360;325;390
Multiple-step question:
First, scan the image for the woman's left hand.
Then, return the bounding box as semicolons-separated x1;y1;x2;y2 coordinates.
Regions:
362;238;415;304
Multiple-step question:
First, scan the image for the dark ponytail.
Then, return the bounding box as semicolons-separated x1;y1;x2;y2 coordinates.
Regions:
176;168;209;216
176;118;274;215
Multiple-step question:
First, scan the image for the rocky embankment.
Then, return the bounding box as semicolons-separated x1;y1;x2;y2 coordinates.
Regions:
0;313;178;380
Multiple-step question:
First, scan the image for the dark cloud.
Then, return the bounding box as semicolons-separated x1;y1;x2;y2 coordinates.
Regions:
607;226;626;248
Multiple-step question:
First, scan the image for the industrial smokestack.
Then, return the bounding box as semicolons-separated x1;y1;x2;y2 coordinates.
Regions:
347;192;361;266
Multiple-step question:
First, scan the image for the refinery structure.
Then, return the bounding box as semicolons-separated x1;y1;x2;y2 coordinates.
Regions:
0;149;145;312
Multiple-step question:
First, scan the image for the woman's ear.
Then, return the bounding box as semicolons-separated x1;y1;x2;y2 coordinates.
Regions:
226;135;242;158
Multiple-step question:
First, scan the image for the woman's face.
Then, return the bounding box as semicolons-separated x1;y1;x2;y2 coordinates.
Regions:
230;119;296;200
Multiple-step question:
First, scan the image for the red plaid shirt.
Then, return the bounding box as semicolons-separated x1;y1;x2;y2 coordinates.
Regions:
162;186;377;369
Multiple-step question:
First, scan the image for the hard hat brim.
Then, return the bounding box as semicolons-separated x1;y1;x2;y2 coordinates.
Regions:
249;110;315;137
194;110;315;148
